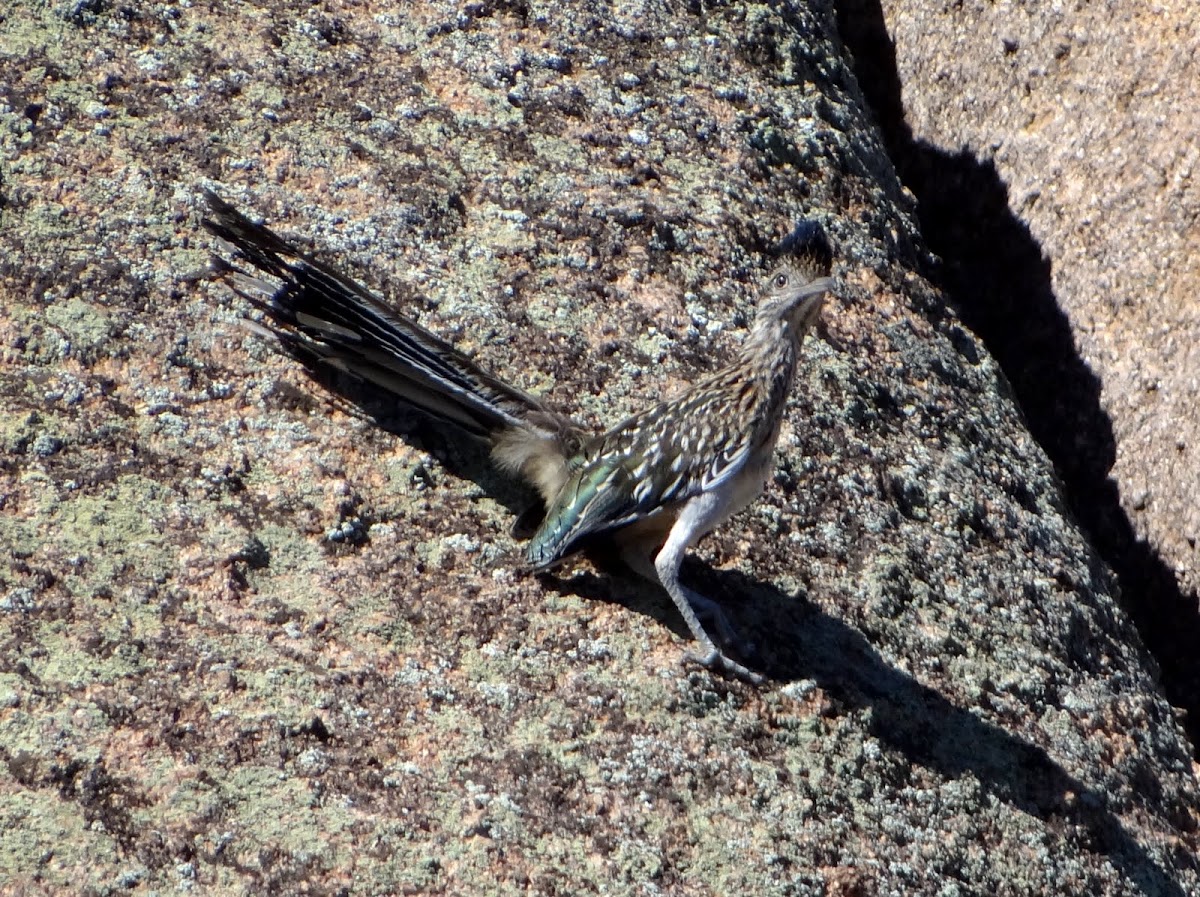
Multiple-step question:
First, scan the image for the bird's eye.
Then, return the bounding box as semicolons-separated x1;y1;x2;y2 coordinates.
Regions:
773;272;790;289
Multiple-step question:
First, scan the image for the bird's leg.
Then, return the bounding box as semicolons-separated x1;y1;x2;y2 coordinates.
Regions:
650;495;765;684
618;544;740;648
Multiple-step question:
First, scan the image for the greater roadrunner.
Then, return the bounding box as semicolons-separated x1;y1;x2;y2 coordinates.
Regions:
201;191;834;683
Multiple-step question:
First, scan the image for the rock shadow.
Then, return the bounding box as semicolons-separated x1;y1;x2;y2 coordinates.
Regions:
834;0;1200;756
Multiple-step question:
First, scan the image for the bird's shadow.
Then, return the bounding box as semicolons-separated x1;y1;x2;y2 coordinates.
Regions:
550;560;1194;895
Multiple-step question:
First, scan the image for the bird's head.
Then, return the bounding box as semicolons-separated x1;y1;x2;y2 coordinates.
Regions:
754;221;835;336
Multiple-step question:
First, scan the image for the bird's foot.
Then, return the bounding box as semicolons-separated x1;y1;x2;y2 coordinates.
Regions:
684;644;766;686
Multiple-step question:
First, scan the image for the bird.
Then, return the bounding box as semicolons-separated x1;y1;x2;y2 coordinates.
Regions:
200;190;834;683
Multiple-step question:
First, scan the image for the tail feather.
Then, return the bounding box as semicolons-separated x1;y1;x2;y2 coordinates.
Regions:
201;190;560;440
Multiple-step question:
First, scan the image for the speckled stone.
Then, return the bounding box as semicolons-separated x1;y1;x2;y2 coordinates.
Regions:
0;1;1196;894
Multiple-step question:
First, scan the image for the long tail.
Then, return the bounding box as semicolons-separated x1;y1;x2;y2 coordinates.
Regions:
201;190;561;442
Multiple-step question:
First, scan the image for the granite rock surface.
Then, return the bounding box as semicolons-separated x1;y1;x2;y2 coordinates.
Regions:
1;1;1197;894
